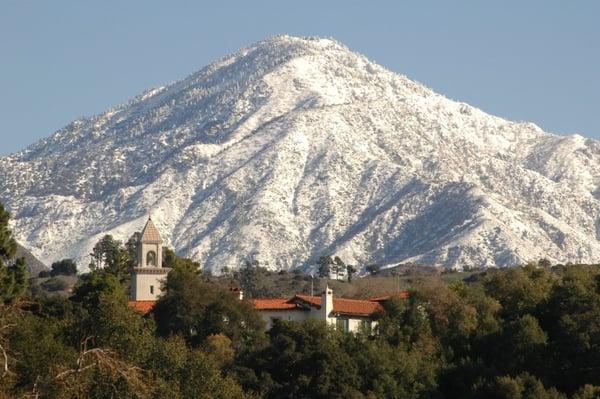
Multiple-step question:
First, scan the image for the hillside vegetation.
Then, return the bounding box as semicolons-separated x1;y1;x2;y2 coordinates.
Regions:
2;205;600;398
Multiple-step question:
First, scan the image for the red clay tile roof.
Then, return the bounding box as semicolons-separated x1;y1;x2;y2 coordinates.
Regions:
369;291;410;302
128;300;157;314
294;295;384;316
251;298;305;311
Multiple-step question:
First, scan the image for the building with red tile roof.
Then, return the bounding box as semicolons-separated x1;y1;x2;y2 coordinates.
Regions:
251;287;404;332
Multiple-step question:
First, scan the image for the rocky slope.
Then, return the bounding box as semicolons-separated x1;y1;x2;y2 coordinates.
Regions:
1;35;599;271
14;243;48;275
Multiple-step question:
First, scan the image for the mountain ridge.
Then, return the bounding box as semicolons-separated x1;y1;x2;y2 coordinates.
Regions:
1;35;599;271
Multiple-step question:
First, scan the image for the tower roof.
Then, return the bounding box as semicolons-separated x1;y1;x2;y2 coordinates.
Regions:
140;217;163;243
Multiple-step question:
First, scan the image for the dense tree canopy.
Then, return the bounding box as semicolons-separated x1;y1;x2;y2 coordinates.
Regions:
50;259;78;277
0;203;27;304
89;235;133;285
153;263;265;349
2;202;600;398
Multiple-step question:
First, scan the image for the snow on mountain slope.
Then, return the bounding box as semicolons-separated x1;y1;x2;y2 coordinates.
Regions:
1;35;599;271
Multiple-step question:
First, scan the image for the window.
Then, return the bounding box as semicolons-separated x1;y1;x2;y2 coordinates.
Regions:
336;318;349;333
150;285;154;294
146;250;157;266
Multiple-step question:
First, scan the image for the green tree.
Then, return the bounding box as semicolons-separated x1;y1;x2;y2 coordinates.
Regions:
572;385;600;399
0;258;27;304
162;247;201;274
153;265;265;348
8;314;77;391
89;235;133;285
125;232;141;264
366;264;380;276
50;259;78;276
346;265;357;282
245;320;361;398
332;256;345;280
483;264;556;320
0;203;16;260
538;258;552;269
149;335;246;399
0;204;28;304
479;372;565;399
72;271;127;311
543;265;600;393
236;260;283;298
317;256;333;278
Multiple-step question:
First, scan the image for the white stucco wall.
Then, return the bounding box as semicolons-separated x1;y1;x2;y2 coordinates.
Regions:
347;317;372;333
131;271;168;300
259;310;310;329
257;308;374;333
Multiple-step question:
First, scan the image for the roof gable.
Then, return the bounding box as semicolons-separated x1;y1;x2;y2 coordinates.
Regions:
294;294;384;316
251;298;306;311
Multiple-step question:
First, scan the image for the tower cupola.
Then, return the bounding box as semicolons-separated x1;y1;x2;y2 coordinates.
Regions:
138;216;163;268
130;216;171;301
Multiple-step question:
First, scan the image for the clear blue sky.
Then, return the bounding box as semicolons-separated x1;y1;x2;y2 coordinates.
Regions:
1;1;598;155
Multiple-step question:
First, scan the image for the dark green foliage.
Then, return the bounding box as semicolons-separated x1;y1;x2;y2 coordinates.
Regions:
72;271;127;310
41;276;72;292
346;265;357;282
9;314;77;389
331;256;346;279
483;264;556;320
125;231;141;264
366;263;380;275
162;247;201;273
0;203;28;304
50;259;77;276
317;255;333;278
0;203;16;260
572;385;600;399
542;265;600;393
88;235;133;285
153;264;265;349
38;270;51;278
5;231;600;399
0;257;28;303
477;373;566;399
235;260;286;298
244;320;362;398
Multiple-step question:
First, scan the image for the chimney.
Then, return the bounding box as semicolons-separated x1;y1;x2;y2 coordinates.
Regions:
321;286;334;325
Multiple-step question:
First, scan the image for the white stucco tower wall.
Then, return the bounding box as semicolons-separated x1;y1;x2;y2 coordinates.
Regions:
130;217;171;301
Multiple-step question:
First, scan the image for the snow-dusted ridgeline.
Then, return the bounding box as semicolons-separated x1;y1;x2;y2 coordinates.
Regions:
1;35;599;271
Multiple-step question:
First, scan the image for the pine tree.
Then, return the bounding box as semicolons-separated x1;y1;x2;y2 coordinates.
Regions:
0;203;16;261
317;256;333;278
0;203;28;303
50;259;77;276
89;235;132;285
346;265;357;282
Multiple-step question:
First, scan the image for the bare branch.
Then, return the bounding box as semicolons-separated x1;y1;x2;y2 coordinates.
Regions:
54;338;150;397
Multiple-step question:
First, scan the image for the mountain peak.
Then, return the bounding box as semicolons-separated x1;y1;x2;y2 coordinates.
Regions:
1;37;599;271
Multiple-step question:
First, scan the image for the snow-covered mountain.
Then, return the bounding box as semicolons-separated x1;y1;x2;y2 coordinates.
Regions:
2;35;600;271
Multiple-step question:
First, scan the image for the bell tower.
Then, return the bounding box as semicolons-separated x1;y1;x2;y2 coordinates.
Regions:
130;216;171;301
